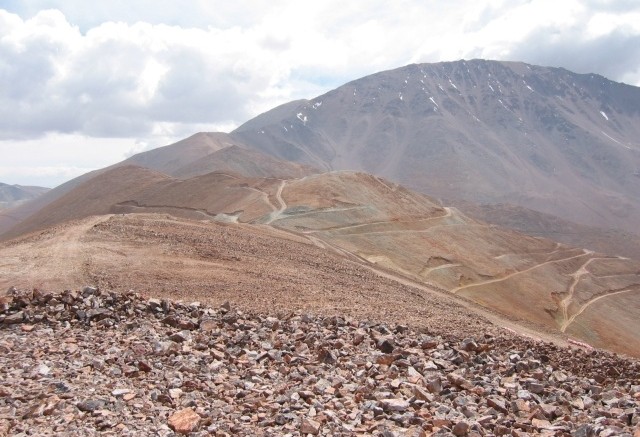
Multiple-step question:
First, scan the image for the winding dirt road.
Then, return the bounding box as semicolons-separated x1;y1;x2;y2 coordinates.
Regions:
450;251;591;294
260;189;570;346
264;180;287;225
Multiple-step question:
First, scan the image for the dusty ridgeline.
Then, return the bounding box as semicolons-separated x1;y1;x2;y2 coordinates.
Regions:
1;287;639;436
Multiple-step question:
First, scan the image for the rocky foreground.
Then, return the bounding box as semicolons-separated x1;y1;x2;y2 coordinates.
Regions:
0;287;639;436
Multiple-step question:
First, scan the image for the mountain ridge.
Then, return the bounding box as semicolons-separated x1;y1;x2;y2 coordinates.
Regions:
0;182;49;207
1;163;638;356
0;137;315;238
2;59;640;356
231;59;640;236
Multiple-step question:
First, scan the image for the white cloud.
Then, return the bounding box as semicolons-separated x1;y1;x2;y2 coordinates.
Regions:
1;1;640;186
0;165;94;188
0;9;300;140
0;133;138;187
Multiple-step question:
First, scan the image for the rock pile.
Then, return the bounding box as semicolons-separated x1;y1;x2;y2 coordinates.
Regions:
1;287;639;436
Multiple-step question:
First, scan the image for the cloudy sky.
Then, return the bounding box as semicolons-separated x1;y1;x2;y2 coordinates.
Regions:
1;0;639;187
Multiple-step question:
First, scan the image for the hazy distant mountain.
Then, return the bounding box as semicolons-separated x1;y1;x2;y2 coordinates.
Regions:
456;201;640;260
232;59;640;237
122;132;237;175
0;182;48;207
0;183;49;232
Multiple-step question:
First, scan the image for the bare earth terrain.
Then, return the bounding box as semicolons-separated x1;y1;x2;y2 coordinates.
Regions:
0;214;510;341
1;165;639;357
232;60;640;256
1;184;639;436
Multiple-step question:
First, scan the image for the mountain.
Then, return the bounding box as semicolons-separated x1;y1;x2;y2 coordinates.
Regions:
1;166;173;240
0;182;49;207
231;59;640;240
245;171;640;357
172;145;318;179
6;60;640;258
457;201;640;260
2;61;639;436
0;136;316;238
0;132;238;237
0;182;50;233
2;165;638;356
121;132;238;175
2;60;640;356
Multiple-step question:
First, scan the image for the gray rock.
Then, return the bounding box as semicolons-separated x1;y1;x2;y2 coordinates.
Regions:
76;399;106;412
3;311;23;324
380;398;410;412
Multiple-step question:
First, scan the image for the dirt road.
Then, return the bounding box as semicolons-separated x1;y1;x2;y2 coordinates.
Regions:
0;215;111;291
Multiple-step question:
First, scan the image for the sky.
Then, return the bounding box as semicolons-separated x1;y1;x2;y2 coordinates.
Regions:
1;1;640;187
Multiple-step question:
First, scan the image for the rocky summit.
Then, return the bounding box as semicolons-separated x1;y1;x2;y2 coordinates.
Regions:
1;287;639;436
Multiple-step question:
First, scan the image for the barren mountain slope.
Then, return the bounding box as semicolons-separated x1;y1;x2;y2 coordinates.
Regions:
0;183;50;237
172;145;318;179
231;59;640;237
113;172;280;223
455;201;640;260
0;214;497;340
257;172;640;356
3;165;637;355
0;142;314;239
1;166;173;240
0;182;48;206
0;176;90;236
121;132;238;174
0;133;233;237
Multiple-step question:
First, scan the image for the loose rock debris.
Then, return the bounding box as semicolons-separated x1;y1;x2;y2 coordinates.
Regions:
1;287;639;436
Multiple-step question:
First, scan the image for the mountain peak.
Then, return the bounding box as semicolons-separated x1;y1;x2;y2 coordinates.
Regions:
232;60;640;235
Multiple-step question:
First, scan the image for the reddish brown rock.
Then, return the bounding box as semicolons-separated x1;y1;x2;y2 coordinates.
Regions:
3;311;23;324
377;337;395;353
453;421;469;436
487;397;508;414
168;408;200;435
199;318;217;331
300;417;321;435
447;373;474;391
376;354;395;365
0;419;10;436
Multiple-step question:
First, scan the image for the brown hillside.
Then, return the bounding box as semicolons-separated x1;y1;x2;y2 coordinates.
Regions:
251;172;640;357
0;214;499;341
1;166;638;356
0;170;102;237
0;138;315;240
122;132;238;175
1;166;172;240
113;172;280;223
173;145;319;179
